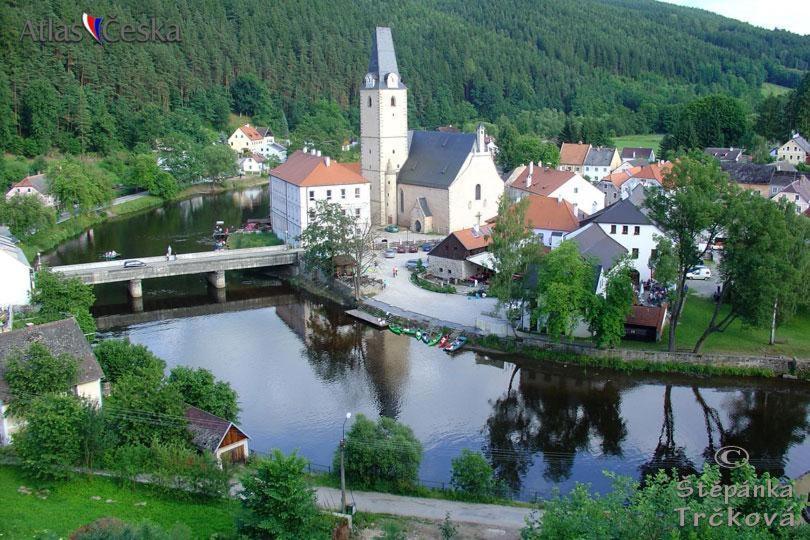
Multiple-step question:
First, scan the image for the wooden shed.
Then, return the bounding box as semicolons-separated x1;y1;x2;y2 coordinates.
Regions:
184;405;250;465
332;255;357;277
624;305;667;342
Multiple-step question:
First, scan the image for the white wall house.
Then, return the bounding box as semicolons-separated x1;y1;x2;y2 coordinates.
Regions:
0;319;104;445
5;174;55;207
506;162;605;217
776;132;810;166
566;198;663;283
270;149;370;247
0;236;31;307
238;155;265;175
228;124;287;161
771;177;810;214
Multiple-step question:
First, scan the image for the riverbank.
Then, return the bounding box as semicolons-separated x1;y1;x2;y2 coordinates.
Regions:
20;176;268;262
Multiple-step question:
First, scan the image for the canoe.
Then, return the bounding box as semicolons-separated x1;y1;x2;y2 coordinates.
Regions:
389;324;403;335
427;334;442;346
438;336;449;349
415;330;422;340
421;333;431;344
402;327;416;336
445;336;468;353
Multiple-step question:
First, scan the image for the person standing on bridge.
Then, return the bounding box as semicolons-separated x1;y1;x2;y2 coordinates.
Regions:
167;245;172;261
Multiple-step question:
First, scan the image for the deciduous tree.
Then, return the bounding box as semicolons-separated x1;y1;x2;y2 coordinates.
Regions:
46;157;113;213
201;144;237;183
299;200;355;276
533;240;594;339
93;338;166;384
168;366;240;422
30;269;96;335
0;195;55;239
14;394;85;479
587;261;634;348
4;343;78;417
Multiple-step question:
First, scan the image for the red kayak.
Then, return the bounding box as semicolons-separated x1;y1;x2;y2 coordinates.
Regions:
438;336;450;349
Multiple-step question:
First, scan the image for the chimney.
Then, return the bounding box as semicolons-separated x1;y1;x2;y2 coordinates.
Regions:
473;223;480;235
324;156;331;167
557;195;563;204
525;162;534;188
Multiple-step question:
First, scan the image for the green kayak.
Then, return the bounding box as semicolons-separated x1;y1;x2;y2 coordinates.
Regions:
402;327;417;336
426;334;441;346
389;324;403;335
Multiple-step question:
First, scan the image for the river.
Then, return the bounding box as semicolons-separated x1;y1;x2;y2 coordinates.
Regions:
44;188;810;500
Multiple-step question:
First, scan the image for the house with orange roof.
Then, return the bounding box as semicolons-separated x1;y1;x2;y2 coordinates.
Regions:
5;174;55;207
427;224;494;282
505;161;605;216
605;162;672;199
269;149;369;246
557;143;591;174
228;123;287;162
519;195;580;248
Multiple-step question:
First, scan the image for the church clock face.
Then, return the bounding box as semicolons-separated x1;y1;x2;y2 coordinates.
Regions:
364;74;375;88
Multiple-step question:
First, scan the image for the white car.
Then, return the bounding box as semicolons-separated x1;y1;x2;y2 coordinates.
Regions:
686;266;712;280
383;248;397;259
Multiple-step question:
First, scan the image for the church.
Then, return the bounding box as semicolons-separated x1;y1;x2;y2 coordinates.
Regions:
360;27;503;234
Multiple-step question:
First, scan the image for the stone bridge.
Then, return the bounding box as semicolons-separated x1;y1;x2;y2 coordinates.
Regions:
51;245;302;298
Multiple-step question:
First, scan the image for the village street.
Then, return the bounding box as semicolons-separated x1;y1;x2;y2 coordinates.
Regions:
368;249;503;329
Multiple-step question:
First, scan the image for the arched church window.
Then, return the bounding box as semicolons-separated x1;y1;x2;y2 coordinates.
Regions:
391;96;396;107
475;184;481;201
367;96;372;108
400;190;404;213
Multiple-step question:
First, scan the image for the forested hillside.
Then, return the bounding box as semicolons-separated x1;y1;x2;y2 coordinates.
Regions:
0;0;808;156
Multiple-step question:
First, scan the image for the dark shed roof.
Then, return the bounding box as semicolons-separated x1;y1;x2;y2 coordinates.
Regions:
579;198;652;226
0;318;104;401
185;405;248;453
398;131;475;189
570;224;628;271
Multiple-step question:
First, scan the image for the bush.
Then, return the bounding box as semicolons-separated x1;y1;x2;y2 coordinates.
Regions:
237;449;329;539
335;414;423;492
14;394;85;480
410;272;456;294
4;342;78;416
523;465;809;539
30;269;96;335
450;449;503;501
93;338;166;384
70;518;191;540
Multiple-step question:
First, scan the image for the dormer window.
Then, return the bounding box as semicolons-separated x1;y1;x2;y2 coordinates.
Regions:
385;73;398;89
364;74;375;88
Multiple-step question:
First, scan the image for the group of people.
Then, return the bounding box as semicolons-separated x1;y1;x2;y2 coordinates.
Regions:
642;279;671;307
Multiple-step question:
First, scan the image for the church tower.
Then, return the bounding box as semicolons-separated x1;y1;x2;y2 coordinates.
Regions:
360;27;408;226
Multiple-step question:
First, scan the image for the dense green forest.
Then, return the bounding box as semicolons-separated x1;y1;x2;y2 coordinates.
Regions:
0;0;808;163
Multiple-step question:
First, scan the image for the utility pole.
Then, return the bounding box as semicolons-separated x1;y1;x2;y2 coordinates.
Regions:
340;412;352;513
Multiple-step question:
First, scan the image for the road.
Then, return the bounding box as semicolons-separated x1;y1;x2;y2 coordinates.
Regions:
315;486;537;532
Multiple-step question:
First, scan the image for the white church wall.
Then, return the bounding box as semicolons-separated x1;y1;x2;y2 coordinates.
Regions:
447;153;503;232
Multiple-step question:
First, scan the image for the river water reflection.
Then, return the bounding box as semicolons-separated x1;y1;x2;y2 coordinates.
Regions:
48;189;810;499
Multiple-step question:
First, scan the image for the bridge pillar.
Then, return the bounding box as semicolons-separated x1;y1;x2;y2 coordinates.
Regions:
128;279;143;298
207;270;226;289
130;295;144;313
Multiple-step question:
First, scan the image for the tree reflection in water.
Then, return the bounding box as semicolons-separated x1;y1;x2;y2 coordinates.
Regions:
484;364;628;492
638;385;697;482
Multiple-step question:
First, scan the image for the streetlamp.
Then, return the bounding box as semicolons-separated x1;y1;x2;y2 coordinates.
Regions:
340;412;352;514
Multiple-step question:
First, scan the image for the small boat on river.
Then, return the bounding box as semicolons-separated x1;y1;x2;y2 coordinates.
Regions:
389;324;403;335
445;336;468;353
101;250;120;259
426;334;442;346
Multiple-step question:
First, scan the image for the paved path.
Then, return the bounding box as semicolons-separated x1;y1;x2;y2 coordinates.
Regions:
56;192;150;223
315;486;537;530
369;250;503;328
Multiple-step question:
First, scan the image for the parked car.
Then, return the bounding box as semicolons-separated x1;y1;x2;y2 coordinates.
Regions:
385;225;399;233
384;249;397;258
396;244;407;254
406;258;423;270
123;259;147;268
421;242;433;252
408;243;418;253
686;266;712;280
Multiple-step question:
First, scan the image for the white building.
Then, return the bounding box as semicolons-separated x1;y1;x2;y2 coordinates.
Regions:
566;198;664;284
776;132;810;166
270;149;370;246
505;162;605;217
360;27;503;232
5;174;55;207
772;176;810;214
228;124;287;162
582;147;621;182
0;319;104;445
237;154;265;175
0;235;31;307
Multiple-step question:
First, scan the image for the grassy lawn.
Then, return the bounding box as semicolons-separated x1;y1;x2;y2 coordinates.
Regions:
612;133;664;150
761;82;792;96
0;466;237;538
622;295;810;357
227;231;283;249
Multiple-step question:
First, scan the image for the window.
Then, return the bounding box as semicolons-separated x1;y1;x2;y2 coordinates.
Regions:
573;187;579;194
634;226;640;235
367;96;372;107
400;189;404;213
631;248;639;259
610;224;617;234
391;96;396;107
355;187;360;198
622;225;628;235
308;210;315;221
772;186;778;194
326;190;332;200
309;190;315;201
355;208;361;217
475;184;481;201
341;189;346;199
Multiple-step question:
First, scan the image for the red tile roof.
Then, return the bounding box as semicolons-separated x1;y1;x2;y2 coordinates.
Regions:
559;143;591;166
452;225;493;251
626;305;667;336
270;151;367;187
522;195;580;232
605;167;642;188
238;124;264;141
12;174;49;193
509;165;577;196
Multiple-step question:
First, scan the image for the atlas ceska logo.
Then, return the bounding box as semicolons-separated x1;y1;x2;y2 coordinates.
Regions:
20;13;181;44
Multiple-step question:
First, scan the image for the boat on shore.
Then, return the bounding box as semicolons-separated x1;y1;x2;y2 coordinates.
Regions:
427;334;442;346
389;324;403;335
445;336;468;353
